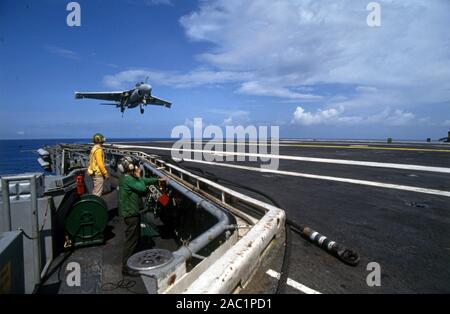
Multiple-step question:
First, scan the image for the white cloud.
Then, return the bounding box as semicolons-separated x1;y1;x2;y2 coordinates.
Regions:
292;106;416;126
184;118;195;128
45;45;80;60
223;117;233;125
16;131;25;135
355;86;378;93
292;107;340;125
125;0;173;6
237;81;321;100
208;109;250;125
180;0;449;86
385;109;416;126
180;0;450;116
444;120;450;127
103;69;253;89
101;0;449;129
208;109;249;116
145;0;172;6
103;69;324;99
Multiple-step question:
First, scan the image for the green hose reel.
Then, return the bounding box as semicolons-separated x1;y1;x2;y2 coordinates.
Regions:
65;195;108;248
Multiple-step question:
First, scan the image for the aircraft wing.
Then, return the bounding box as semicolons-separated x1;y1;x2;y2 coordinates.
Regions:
146;95;172;108
75;91;128;102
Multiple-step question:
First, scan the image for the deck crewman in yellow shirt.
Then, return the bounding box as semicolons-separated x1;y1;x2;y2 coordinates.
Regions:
87;133;109;196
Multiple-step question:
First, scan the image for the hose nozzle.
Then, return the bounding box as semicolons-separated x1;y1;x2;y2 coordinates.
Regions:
302;227;360;266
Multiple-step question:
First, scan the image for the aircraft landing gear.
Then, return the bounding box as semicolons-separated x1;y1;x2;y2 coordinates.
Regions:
140;105;144;114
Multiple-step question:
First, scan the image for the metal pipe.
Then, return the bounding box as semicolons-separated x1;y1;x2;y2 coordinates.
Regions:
188;202;229;252
85;148;232;287
1;175;39;181
61;149;65;175
30;175;42;287
95;148;230;253
1;178;12;232
192;253;206;260
111;151;232;256
142;162;230;258
67;167;86;177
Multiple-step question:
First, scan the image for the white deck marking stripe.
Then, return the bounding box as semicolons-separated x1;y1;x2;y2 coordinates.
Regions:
190;141;450;153
114;144;450;174
266;269;321;294
180;158;450;198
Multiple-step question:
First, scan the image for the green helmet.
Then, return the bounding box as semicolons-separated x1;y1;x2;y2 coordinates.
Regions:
92;133;106;144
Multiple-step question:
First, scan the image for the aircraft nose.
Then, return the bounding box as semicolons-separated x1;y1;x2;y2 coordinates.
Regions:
142;84;152;95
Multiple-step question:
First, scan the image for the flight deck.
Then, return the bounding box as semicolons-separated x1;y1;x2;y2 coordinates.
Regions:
109;140;450;293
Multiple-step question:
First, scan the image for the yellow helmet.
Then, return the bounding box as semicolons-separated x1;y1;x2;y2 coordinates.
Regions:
92;133;105;144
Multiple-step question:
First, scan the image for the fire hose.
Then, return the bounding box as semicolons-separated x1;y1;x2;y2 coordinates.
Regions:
166;160;360;294
165;158;360;264
154;155;361;278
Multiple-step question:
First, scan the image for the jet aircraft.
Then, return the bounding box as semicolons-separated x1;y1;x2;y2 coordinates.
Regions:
75;80;171;114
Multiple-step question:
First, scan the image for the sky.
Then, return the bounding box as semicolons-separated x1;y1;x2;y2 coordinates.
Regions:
0;0;449;140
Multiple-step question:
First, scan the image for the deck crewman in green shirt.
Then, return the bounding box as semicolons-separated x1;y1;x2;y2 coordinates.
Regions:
118;156;163;276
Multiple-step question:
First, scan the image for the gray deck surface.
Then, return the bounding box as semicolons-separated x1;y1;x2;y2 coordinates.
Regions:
111;140;450;293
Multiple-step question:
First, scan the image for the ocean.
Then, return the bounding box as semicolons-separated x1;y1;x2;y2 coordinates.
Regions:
1;137;433;176
0;138;166;176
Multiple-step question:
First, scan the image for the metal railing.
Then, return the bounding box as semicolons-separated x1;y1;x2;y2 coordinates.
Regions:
101;146;286;293
1;174;42;287
104;146;278;224
47;144;286;293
